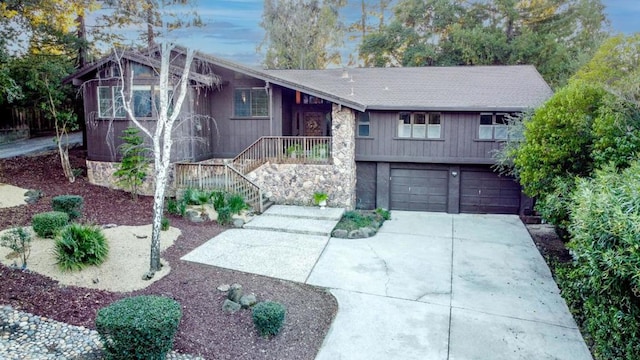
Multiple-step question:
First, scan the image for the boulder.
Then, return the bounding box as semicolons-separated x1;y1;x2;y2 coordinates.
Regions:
239;294;257;309
185;209;204;223
348;229;365;239
228;285;243;302
217;284;230;292
232;218;245;228
332;229;348;238
222;299;241;313
360;227;376;238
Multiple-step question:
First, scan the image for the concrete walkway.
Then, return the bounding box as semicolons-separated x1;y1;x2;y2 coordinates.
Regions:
182;208;592;360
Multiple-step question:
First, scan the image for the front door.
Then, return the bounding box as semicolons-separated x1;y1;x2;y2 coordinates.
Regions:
303;112;324;136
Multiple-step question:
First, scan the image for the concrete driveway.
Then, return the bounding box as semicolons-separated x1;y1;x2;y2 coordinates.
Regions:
307;211;591;360
183;208;591;359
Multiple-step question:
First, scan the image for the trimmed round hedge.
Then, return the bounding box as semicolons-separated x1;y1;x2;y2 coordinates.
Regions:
96;295;182;360
32;211;69;238
252;301;286;337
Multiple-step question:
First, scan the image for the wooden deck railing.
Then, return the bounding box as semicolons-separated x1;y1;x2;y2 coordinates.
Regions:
174;136;332;213
174;162;263;213
231;136;332;174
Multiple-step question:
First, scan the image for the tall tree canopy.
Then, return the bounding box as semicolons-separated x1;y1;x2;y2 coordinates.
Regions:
359;0;607;87
260;0;346;69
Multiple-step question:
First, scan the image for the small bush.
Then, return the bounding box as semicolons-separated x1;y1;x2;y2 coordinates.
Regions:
0;227;32;269
96;295;182;360
166;198;180;215
54;224;109;272
161;217;170;231
52;195;84;220
227;193;248;214
32;211;69;238
374;208;391;221
252;301;286;337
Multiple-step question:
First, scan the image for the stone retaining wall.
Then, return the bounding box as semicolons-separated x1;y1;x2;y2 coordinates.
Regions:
86;160;176;197
247;104;357;209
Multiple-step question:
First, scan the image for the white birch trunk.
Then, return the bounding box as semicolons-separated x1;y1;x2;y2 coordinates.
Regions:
119;42;194;275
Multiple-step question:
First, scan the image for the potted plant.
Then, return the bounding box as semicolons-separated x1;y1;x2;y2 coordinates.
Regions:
313;191;328;209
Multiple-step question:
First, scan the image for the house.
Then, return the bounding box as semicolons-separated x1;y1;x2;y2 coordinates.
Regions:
64;47;553;214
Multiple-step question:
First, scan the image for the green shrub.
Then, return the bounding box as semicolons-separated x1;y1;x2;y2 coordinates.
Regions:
161;217;170;231
374;208;391;221
227;193;248;214
252;301;286;337
557;162;640;359
52;195;84;220
0;227;32;269
216;207;232;225
32;211;69;238
211;191;225;210
114;127;149;201
166;198;180;215
96;295;182;360
54;224;109;272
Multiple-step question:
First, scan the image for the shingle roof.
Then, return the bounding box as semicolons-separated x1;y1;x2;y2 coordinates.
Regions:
261;65;553;112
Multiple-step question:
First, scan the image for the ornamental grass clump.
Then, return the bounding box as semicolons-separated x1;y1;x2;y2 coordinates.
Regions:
252;301;286;338
54;224;108;272
96;295;182;360
52;194;84;220
32;211;69;238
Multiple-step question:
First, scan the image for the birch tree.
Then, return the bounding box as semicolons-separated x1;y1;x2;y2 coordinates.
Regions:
115;44;193;274
103;0;202;275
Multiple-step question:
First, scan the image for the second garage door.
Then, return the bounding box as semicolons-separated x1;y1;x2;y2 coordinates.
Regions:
460;170;521;214
390;168;448;212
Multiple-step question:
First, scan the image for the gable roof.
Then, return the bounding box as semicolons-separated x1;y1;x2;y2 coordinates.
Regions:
261;66;553;112
199;53;552;112
66;46;552;113
63;49;221;87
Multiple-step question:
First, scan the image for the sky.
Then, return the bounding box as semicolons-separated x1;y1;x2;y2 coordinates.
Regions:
148;0;640;66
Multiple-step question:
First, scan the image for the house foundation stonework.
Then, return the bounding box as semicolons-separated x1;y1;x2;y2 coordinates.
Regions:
86;160;176;197
247;105;357;209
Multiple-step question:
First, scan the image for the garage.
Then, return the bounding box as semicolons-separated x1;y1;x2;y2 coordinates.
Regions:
460;169;521;214
390;168;448;212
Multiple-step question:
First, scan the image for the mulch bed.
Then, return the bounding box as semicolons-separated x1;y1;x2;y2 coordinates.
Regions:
0;149;337;359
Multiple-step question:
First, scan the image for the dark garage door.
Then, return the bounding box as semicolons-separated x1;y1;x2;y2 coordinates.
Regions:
460;170;520;214
390;169;448;212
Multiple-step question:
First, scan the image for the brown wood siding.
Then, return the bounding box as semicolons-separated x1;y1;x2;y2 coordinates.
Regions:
208;66;273;158
355;111;504;164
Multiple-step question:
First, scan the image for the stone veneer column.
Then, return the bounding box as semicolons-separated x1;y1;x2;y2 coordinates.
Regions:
85;160;177;197
246;104;357;209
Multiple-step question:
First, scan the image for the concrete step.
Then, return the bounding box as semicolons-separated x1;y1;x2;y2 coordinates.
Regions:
262;205;345;221
243;215;340;236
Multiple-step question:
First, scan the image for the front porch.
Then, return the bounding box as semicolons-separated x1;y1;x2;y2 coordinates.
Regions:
174;104;357;212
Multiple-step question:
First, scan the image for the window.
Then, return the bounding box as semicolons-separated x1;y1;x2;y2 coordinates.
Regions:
132;63;155;77
98;86;126;118
479;113;509;140
132;86;152;118
234;88;269;117
428;113;441;138
397;112;441;139
97;85;168;119
357;111;370;137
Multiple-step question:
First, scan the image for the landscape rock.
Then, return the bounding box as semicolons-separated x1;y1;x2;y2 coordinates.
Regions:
228;285;243;303
232;218;244;228
360;227;376;237
102;224;118;229
185;209;204;223
332;229;348;238
217;284;230;292
348;229;365;239
222;299;241;313
239;294;257;309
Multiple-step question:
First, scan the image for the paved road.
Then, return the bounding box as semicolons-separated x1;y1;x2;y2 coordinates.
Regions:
0;132;83;159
